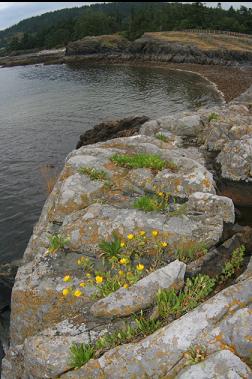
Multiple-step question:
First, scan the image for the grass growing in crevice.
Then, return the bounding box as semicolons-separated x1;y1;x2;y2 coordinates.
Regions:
219;245;245;283
46;234;70;254
157;274;216;319
111;153;177;171
78;166;108;181
98;233;122;259
184;345;207;366
69;343;94;368
133;193;172;212
174;241;207;263
67;246;246;369
208;112;220;122
155;133;169;143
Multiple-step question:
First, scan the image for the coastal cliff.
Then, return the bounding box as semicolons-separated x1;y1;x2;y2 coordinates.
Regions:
2;85;252;378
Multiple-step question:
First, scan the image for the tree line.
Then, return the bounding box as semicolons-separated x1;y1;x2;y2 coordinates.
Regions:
1;2;252;53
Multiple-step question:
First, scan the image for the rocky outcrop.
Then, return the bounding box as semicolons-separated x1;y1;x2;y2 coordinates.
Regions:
90;260;186;318
59;277;252;378
2;97;252;378
65;32;252;66
76;115;149;148
65;34;130;57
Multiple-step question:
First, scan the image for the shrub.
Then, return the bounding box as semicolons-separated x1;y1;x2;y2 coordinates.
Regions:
219;245;245;283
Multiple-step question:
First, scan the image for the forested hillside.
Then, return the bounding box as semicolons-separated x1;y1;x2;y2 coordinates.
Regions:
0;2;251;53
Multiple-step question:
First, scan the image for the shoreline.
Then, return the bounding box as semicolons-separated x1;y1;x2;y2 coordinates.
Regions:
72;59;252;103
1;49;252;102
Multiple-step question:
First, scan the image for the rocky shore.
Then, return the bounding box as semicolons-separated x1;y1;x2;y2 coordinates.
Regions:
2;80;252;377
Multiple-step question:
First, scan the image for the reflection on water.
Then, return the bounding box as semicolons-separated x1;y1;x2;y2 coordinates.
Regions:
0;63;222;263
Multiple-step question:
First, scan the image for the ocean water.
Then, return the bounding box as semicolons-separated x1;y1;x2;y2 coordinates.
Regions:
0;62;223;263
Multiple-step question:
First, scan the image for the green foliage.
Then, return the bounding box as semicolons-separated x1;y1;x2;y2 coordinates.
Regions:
184;345;207;365
157;274;216;318
1;2;252;52
98;233;122;258
70;313;161;368
111;153;176;171
134;311;161;336
47;234;70;254
133;193;171;212
219;245;245;283
69;343;94;368
174;241;207;263
155;133;169;142
78;166;108;181
208;112;220;122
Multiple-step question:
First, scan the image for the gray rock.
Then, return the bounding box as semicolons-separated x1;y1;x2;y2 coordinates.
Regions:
91;260;186;318
187;192;235;224
60;277;252;379
217;138;252;181
60;203;227;255
177;350;252;379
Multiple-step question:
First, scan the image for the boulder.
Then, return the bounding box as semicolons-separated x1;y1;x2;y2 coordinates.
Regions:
177;350;252;379
76;116;149;149
91;260;186;318
60;276;252;379
217;138;252;181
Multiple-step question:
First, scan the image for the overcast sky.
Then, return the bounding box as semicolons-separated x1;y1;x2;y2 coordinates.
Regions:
0;2;251;31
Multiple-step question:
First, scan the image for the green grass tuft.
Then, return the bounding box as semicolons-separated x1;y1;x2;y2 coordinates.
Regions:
47;234;70;254
98;233;122;258
174;241;207;263
155;133;169;142
157;274;216;318
69;343;94;368
133;194;170;212
208;112;220;122
78;167;108;181
111;153;177;171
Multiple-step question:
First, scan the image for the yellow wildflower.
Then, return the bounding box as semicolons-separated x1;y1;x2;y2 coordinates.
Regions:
123;283;129;289
63;275;71;282
118;270;124;276
158;192;164;197
95;276;103;284
152;230;158;237
74;290;82;297
127;234;134;240
120;241;125;248
86;273;91;278
161;242;168;247
139;230;146;236
79;282;86;288
119;257;128;265
62;288;70;296
77;259;81;265
136;263;145;271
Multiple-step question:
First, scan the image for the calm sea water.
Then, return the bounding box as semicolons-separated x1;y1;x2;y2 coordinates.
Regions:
0;63;223;263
